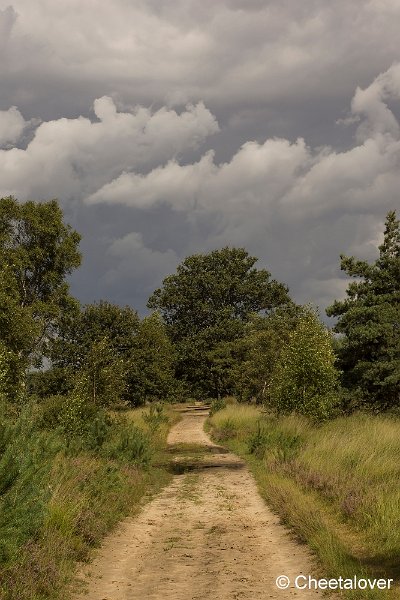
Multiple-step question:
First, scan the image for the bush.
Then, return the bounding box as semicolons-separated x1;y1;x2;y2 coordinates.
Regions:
0;404;60;564
209;397;227;416
103;420;152;466
269;307;339;420
142;402;168;432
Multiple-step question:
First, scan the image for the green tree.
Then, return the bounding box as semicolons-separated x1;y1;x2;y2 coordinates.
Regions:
128;312;178;405
0;197;81;394
51;301;139;371
231;304;303;403
269;308;339;420
49;301;140;404
148;247;290;397
79;338;127;406
326;210;400;410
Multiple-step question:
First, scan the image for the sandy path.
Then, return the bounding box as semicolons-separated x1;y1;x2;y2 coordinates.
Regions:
72;407;321;600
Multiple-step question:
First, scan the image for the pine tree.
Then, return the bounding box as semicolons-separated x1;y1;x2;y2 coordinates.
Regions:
326;211;400;410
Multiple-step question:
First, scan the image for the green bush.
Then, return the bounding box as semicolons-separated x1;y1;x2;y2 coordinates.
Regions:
142;402;168;432
209;397;227;416
104;420;152;466
269;307;339;420
0;404;60;563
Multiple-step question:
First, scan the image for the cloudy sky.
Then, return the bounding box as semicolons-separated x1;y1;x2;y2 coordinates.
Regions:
1;0;400;316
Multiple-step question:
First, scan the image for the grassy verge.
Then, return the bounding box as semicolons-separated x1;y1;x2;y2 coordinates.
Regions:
0;402;179;600
208;404;400;599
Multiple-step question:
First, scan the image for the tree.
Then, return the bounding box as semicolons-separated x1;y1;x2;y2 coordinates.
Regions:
0;197;81;393
49;301;140;404
51;300;140;371
326;210;400;410
49;303;177;406
269;307;339;420
127;312;178;405
231;304;303;403
148;247;290;397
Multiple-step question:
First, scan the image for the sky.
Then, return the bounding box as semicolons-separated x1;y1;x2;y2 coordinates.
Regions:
1;0;400;316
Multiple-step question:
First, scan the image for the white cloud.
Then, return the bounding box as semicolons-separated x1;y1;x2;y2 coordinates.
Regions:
0;106;26;145
87;63;400;225
84;64;400;310
352;63;400;140
0;98;218;200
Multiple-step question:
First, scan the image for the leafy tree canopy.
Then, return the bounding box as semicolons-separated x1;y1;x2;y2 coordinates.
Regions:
51;300;140;371
326;210;400;410
148;247;289;339
0;197;81;389
231;303;304;403
148;247;290;397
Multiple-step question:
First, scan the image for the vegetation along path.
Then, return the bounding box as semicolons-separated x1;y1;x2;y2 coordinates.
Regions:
72;406;321;600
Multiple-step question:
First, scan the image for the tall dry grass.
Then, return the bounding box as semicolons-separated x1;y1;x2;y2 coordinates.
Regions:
208;405;400;598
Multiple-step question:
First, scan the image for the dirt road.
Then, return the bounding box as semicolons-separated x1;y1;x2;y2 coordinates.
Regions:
72;407;321;599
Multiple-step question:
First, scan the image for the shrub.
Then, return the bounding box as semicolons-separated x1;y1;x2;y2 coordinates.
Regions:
209;397;227;416
269;307;339;420
104;420;152;466
142;402;168;432
0;404;60;564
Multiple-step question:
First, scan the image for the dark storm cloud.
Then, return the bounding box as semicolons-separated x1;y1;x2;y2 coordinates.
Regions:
0;0;400;313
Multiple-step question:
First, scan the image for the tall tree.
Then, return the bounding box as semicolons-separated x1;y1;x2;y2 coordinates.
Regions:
326;210;400;410
127;312;178;405
148;247;290;397
0;197;81;392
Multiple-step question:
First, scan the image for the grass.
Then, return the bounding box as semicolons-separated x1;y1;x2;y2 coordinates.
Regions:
208;404;400;599
0;402;177;600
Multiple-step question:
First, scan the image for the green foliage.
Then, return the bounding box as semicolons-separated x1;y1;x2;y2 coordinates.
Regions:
0;403;60;563
128;312;178;406
209;397;227;416
104;421;152;466
142;402;168;432
79;338;127;406
0;197;81;395
49;303;177;407
231;304;304;402
148;247;290;397
327;210;400;410
51;300;139;371
248;422;303;462
50;300;140;405
59;388;99;438
27;367;72;398
0;342;11;399
269;307;339;420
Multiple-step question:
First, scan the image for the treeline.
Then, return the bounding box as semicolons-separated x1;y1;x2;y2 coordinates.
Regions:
147;211;399;419
1;196;399;420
